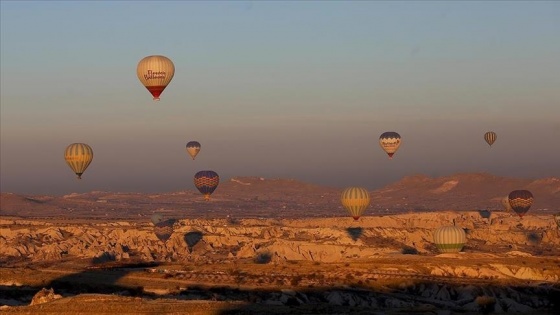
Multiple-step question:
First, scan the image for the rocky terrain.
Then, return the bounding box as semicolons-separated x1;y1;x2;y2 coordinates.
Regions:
1;211;559;314
1;212;559;264
1;173;559;220
1;173;559;314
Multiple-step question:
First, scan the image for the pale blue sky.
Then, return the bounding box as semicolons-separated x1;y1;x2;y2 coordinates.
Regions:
1;1;559;195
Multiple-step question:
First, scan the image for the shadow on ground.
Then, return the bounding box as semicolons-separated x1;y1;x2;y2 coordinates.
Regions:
212;282;560;315
1;233;558;315
184;231;204;253
1;260;559;315
346;227;364;241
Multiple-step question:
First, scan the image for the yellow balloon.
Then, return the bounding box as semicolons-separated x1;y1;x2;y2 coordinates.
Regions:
433;226;466;253
64;143;93;179
341;187;370;220
137;55;175;101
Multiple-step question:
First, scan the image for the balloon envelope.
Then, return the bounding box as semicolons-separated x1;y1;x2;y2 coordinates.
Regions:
186;141;201;160
484;131;497;146
151;214;164;225
379;132;401;159
154;219;176;242
137;55;175;101
64;143;93;179
194;170;220;201
340;187;370;220
508;190;534;218
433;226;466;253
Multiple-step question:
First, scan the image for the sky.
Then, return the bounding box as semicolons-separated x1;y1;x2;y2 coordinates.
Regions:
1;1;559;195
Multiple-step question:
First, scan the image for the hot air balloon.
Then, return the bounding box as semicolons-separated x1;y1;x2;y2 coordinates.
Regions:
64;143;93;179
501;196;513;213
186;141;201;160
379;132;401;159
508;190;534;218
137;55;175;101
340;187;370;220
154;218;177;242
433;226;466;253
554;213;560;229
484;131;497;147
151;213;164;225
194;170;219;201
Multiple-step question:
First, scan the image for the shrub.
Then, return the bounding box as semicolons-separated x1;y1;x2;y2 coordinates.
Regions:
290;275;303;286
402;246;419;255
254;252;272;264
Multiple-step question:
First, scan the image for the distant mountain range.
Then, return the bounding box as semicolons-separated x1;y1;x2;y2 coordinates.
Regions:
1;173;558;219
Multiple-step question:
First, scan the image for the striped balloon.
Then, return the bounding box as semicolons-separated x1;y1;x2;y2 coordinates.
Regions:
379;132;401;159
64;143;93;179
154;219;176;242
137;55;175;101
341;187;370;220
186;141;201;160
194;170;220;201
484;131;497;146
508;190;533;218
433;226;466;253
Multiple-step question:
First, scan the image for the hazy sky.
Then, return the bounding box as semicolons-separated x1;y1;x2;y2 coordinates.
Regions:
1;1;559;195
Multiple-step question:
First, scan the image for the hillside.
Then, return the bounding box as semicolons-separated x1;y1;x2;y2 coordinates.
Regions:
1;173;558;220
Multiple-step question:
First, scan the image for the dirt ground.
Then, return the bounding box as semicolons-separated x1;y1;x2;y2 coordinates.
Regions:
1;255;559;314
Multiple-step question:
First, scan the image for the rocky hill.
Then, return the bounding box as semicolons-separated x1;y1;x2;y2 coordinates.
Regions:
1;211;559;269
0;173;558;220
375;173;560;212
1;212;559;314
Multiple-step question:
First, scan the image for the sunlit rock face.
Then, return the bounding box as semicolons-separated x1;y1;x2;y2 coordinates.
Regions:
1;212;559;275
